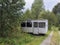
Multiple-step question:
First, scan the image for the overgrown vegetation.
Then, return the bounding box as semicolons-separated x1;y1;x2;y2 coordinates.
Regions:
0;33;34;45
0;31;51;45
53;3;60;26
0;0;60;45
0;0;25;37
26;31;51;45
50;27;60;45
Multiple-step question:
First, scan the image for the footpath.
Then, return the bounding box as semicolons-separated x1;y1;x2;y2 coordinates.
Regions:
40;31;53;45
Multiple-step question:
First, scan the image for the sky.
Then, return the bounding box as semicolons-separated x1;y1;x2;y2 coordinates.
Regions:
44;0;60;11
24;0;34;11
24;0;60;11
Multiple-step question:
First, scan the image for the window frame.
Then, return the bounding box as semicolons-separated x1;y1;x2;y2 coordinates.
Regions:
27;22;32;27
34;22;38;27
39;22;45;28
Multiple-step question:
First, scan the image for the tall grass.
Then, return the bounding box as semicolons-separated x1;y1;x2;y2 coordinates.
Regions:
0;33;35;45
0;30;51;45
50;27;60;45
26;31;51;45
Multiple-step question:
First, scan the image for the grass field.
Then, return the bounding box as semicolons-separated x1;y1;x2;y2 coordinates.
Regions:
0;30;51;45
26;31;51;45
50;27;60;45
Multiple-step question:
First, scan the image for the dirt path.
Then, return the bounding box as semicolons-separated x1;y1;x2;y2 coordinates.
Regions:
40;31;53;45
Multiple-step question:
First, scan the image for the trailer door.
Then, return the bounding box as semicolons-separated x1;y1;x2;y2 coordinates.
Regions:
39;22;46;34
33;22;39;34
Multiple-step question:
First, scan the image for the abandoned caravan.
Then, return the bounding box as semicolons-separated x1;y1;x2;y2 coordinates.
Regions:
21;20;48;34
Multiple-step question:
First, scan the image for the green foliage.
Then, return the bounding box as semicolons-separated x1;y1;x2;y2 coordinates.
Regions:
0;30;51;45
58;24;60;31
31;0;44;19
50;28;60;45
20;9;33;21
26;30;51;45
39;10;58;29
0;33;35;45
53;3;60;14
0;0;25;37
53;3;60;26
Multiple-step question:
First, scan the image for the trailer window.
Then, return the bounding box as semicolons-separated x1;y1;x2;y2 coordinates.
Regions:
39;22;45;28
21;22;26;27
27;22;32;27
34;22;38;27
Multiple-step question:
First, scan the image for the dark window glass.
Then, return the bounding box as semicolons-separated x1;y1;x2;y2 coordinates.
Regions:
39;22;45;28
21;22;26;27
34;22;38;27
27;22;32;27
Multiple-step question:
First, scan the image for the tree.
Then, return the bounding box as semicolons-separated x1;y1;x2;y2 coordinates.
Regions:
0;0;25;37
40;11;58;29
31;0;44;19
53;3;60;25
20;9;32;21
53;3;60;14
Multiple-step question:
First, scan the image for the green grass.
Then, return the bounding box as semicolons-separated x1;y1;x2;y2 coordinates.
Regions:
50;31;59;45
50;27;60;45
0;31;51;45
0;33;35;45
26;31;51;45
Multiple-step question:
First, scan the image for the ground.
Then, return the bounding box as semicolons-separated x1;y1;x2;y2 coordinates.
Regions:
40;31;53;45
40;27;60;45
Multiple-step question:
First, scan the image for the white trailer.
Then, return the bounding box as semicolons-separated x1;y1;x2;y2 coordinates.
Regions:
21;20;48;34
